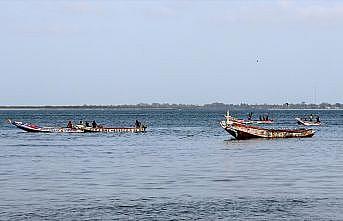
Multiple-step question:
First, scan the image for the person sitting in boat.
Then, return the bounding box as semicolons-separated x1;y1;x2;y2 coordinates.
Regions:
85;121;90;127
67;121;73;128
92;120;97;128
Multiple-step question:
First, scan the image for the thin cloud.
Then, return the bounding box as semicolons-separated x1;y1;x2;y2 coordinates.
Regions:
143;5;176;18
296;4;343;22
210;1;343;25
19;25;79;36
63;2;104;16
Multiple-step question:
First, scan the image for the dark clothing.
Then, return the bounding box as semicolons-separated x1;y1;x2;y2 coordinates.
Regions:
247;113;252;120
92;121;97;128
67;121;73;128
135;120;141;128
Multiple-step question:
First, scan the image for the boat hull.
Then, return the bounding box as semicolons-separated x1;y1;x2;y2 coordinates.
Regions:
9;119;148;133
295;118;321;126
82;126;146;133
221;121;315;140
11;121;84;133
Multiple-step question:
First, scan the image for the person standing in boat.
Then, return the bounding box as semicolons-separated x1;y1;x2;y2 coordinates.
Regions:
316;116;320;123
67;121;73;128
92;120;97;128
135;120;141;128
247;112;253;120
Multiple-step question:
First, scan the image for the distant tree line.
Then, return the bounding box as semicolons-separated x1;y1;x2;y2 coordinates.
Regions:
202;102;343;110
0;102;342;110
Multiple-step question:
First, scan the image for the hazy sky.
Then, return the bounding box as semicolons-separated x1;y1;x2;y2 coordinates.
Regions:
1;0;342;105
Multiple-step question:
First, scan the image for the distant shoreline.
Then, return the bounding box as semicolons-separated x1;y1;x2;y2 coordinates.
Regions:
0;102;342;110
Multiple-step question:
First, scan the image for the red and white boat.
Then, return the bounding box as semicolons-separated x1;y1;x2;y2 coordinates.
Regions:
8;119;147;133
8;120;84;133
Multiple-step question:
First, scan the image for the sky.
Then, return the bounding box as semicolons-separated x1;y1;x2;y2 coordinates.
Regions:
1;0;342;105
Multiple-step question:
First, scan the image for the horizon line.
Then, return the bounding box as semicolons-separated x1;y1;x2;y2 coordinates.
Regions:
0;102;342;107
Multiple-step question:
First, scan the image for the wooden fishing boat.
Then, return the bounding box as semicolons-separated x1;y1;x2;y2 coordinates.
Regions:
220;120;315;140
8;120;84;133
295;118;321;126
76;125;147;133
9;119;147;133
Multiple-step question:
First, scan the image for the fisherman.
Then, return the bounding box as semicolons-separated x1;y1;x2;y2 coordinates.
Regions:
135;120;141;128
85;121;90;127
247;112;252;120
67;121;73;128
92;120;97;128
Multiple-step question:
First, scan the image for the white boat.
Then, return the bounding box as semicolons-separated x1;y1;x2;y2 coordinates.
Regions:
224;110;274;125
295;118;321;126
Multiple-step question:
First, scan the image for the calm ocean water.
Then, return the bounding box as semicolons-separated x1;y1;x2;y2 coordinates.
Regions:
1;109;343;220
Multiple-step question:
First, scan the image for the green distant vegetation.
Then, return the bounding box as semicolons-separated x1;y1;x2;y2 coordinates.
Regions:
0;102;342;110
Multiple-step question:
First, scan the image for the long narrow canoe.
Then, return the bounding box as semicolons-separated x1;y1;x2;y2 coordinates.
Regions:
76;125;147;133
295;118;321;126
8;120;84;133
220;120;315;140
8;120;147;133
84;127;146;133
